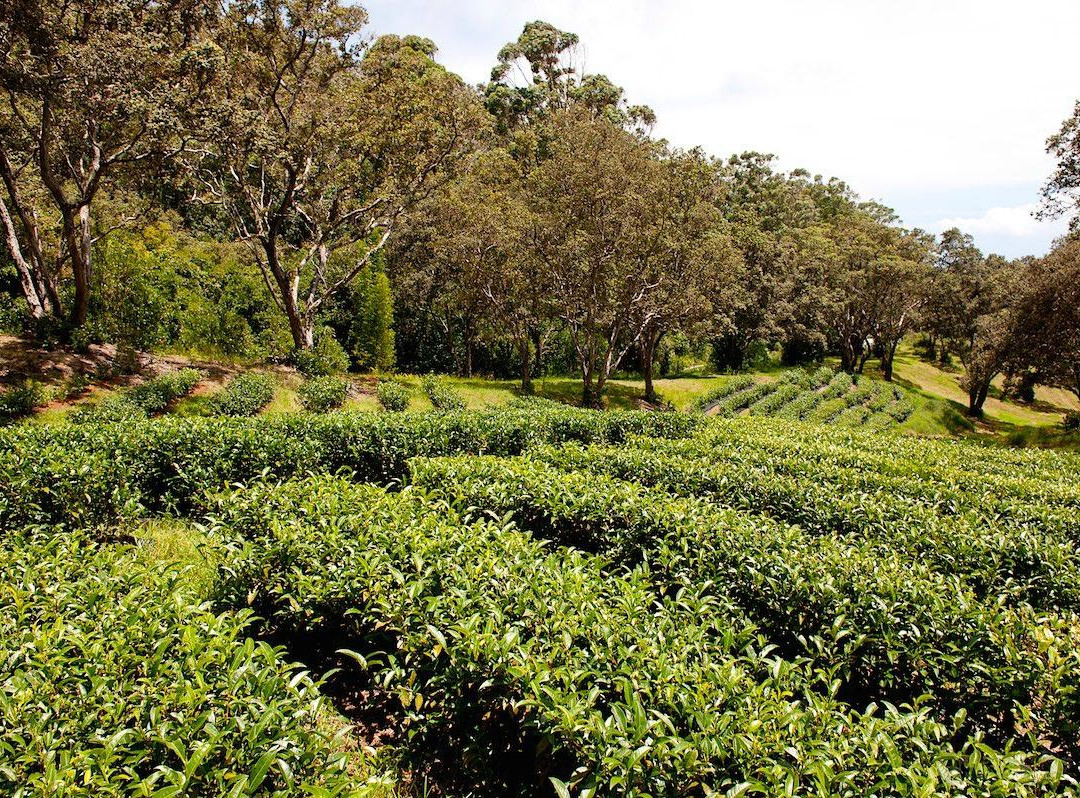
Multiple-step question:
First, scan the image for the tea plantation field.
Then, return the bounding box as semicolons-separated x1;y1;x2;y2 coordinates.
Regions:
2;401;1079;796
695;367;915;429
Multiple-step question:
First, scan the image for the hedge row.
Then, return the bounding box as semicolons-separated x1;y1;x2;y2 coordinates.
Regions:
694;422;1080;542
689;375;755;413
702;418;1080;507
72;369;201;424
409;453;1080;764
0;406;698;533
207;476;1072;796
422;375;466;411
532;439;1080;613
0;530;384;795
210;373;275;417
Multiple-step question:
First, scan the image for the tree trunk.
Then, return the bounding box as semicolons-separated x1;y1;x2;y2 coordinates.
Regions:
517;337;533;394
839;333;858;374
531;327;544;378
463;316;474;378
580;358;601;408
265;240;313;350
0;152;59;321
67;205;92;328
881;341;898;382
642;330;663;403
443;312;456;372
968;378;990;417
856;344;870;374
0;198;46;320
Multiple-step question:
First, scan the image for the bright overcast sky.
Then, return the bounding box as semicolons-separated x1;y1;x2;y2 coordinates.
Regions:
364;0;1080;258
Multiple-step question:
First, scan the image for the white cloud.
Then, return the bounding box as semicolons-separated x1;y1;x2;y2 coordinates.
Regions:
934;203;1067;238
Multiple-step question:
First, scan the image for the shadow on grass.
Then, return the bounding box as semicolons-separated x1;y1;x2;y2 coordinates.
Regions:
531;378;644;410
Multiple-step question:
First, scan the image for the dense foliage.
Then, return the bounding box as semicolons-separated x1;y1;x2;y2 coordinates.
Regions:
72;368;200;424
0;531;374;795
376;380;410;412
209;373;276;417
1;407;1079;793
694;368;914;428
2;3;1077;413
297;376;349;413
422;375;466;410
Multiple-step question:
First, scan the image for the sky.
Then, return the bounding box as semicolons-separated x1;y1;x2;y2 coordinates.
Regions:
363;0;1080;258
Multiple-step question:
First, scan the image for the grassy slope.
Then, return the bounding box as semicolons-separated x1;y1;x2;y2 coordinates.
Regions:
890;344;1077;427
10;333;1074;444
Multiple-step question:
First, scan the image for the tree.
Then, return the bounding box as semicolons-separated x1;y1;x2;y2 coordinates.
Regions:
484;20;654;138
386;149;515;379
0;0;219;328
922;228;984;365
192;2;486;350
526;109;675;406
458;152;551;392
869;247;930;381
711;154;817;371
951;253;1016;417
630;150;734;402
1008;234;1080;401
1041;100;1080;230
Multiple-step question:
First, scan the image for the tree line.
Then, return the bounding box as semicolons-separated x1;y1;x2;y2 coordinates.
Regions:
2;2;1079;412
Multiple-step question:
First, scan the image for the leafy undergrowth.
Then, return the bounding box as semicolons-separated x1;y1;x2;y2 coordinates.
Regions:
3;406;1080;795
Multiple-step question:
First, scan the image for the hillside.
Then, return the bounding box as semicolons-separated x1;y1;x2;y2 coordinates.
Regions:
5;334;1077;445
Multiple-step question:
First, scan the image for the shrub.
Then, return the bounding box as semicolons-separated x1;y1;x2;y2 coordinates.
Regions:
210;373;275;417
422;375;466;411
376;380;409;412
0;531;366;795
291;328;349;376
298;376;349;413
73;369;200;424
1064;411;1080;432
72;394;147;424
690;375;754;413
209;475;1075;795
0;380;44;424
0;405;698;533
127;368;201;413
113;343;141;375
64;373;91;399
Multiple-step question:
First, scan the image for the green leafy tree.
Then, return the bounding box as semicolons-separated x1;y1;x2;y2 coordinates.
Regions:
526;109;677;406
630;149;735;402
352;260;395;372
0;0;219;328
1041;100;1080;229
192;2;486;350
1007;234;1080;401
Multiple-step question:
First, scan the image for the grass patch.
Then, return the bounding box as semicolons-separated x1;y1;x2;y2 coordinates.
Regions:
129;518;219;598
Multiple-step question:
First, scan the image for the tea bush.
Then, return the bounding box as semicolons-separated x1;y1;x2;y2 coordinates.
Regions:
0;405;699;532
73;368;201;424
422;375;466;411
290;328;350;376
376;380;409;412
0;379;45;424
298;376;349;412
206;475;1074;795
210;373;275;416
0;531;379;795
